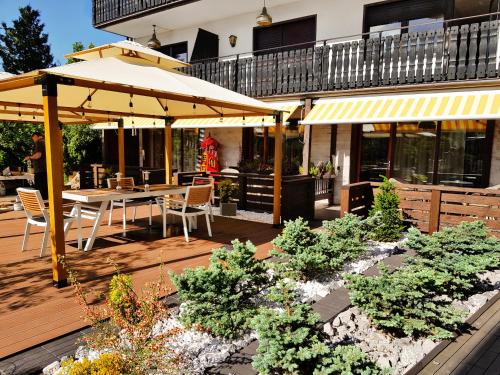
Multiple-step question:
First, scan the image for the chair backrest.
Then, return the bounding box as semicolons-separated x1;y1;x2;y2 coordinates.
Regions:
107;177;135;189
185;185;212;206
17;188;47;219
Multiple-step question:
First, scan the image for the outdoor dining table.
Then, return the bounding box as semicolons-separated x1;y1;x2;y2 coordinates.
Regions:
62;184;187;251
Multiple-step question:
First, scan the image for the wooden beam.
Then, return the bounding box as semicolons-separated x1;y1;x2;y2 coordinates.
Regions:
164;117;173;184
273;114;283;226
42;78;67;287
0;74;38;92
117;119;125;176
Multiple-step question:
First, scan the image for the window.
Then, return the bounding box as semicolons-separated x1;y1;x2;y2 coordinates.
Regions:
158;41;188;62
172;129;199;172
364;0;451;35
357;121;494;188
253;16;316;53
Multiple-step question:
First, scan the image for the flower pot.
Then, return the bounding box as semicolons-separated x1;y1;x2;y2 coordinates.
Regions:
220;202;237;216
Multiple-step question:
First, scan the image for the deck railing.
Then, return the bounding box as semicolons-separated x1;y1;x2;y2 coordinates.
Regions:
180;19;500;97
340;181;500;236
93;0;198;26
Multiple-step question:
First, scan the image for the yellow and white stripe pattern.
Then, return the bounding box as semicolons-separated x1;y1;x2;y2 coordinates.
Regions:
301;90;500;125
371;120;487;133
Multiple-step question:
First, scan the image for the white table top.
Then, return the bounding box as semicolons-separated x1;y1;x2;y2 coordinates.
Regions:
62;185;186;203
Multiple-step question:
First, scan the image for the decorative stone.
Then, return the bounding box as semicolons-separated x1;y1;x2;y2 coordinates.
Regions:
42;360;60;375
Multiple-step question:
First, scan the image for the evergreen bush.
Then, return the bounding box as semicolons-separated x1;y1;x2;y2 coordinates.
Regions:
346;263;466;340
252;281;386;375
322;213;366;241
366;177;404;242
272;217;367;280
170;240;270;338
59;353;129;375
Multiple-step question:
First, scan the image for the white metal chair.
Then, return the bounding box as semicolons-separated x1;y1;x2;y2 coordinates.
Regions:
17;188;82;257
107;177;153;230
167;185;213;242
192;176;215;222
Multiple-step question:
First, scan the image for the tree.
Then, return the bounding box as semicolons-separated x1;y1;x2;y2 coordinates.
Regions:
67;41;95;64
0;5;54;73
0;123;42;168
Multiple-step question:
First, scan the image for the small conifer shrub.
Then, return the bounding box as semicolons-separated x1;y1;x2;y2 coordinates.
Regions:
346;263;466;340
252;281;386;374
170;240;270;338
366;177;405;242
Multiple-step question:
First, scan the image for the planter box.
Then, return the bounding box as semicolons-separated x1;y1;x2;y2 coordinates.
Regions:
220;202;237;216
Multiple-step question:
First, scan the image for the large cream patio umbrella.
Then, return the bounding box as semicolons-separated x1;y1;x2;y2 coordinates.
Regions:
0;41;283;287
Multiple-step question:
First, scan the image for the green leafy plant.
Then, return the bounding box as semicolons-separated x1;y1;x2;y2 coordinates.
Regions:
170;240;270;338
322;213;366;241
346;263;466;340
252;280;386;375
60;258;181;374
218;178;236;204
366;176;404;242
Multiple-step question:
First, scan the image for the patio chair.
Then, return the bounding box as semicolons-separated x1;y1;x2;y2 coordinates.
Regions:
192;176;215;222
17;188;82;257
107;177;153;229
167;185;213;242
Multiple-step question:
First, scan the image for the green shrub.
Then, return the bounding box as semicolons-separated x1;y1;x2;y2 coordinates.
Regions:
60;353;129;375
218;179;236;203
346;263;466;340
170;240;270;338
406;254;494;299
272;218;367;280
367;177;404;242
252;281;385;375
406;222;500;258
322;213;366;241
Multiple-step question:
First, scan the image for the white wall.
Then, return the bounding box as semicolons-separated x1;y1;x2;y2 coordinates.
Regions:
310;125;332;166
489;121;500;187
333;124;352;204
205;127;242;168
136;0;378;60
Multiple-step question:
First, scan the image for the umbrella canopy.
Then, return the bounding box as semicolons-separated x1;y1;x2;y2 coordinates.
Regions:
0;41;279;124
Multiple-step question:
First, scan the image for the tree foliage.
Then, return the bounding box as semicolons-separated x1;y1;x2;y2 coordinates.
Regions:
366;177;405;242
170;240;271;338
0;122;42;168
62;124;101;175
0;5;53;73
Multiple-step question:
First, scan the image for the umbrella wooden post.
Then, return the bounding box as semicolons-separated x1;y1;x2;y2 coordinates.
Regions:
273;113;283;227
117;119;125;176
164;117;173;185
42;77;67;287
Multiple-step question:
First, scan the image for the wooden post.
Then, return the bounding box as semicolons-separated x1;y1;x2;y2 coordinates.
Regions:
273;113;283;226
117;119;125;176
42;76;67;287
164;117;173;184
428;189;442;234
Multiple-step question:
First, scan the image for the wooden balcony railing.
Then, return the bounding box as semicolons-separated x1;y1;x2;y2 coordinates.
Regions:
93;0;198;26
181;20;500;97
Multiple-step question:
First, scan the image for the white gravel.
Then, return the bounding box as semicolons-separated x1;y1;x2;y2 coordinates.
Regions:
212;207;273;224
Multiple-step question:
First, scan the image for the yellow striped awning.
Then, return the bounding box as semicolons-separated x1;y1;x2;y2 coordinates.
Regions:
92;102;300;130
301;90;500;125
369;120;487;133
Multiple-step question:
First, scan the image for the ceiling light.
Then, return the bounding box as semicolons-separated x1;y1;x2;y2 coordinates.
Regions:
147;25;161;49
256;0;272;26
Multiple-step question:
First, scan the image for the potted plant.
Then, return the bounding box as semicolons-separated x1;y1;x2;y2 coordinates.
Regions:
218;178;237;216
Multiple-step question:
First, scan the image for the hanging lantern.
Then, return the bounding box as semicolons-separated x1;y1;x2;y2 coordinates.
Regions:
147;25;161;49
256;0;272;26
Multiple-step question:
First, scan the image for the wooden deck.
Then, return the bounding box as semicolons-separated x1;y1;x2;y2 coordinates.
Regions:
0;206;279;359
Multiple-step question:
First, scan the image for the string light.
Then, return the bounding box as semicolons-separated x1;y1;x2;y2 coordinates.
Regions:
129;94;134;108
18;104;21;117
220;113;224;123
192;103;196;110
87;89;92;108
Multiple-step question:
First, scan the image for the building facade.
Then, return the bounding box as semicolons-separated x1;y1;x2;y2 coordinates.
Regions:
93;0;500;202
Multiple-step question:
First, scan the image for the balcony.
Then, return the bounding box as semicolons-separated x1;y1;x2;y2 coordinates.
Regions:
93;0;199;26
181;18;500;98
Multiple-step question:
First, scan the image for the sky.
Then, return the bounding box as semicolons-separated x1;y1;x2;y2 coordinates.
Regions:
0;0;123;69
